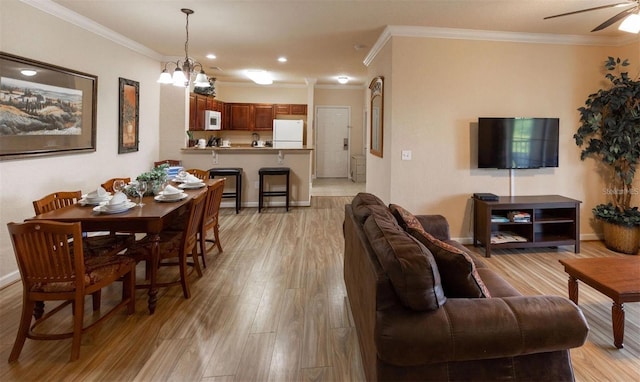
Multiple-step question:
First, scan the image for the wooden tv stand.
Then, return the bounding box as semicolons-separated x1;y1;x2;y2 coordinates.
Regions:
473;195;581;257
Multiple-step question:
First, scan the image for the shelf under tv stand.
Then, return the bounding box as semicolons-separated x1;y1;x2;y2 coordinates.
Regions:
473;195;581;257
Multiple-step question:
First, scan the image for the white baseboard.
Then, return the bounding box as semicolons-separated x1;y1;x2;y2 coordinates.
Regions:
0;271;20;290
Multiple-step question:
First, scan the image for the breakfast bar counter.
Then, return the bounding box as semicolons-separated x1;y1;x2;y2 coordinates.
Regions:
180;146;313;210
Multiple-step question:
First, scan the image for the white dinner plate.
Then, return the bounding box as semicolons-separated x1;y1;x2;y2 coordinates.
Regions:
178;182;206;189
154;193;188;202
92;201;136;214
79;195;112;206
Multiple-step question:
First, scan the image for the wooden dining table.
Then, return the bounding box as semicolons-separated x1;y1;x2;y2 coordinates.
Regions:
27;179;213;314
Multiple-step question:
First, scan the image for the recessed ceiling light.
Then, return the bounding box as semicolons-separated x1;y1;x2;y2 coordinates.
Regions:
337;76;349;84
278;56;287;63
20;70;37;76
206;54;217;59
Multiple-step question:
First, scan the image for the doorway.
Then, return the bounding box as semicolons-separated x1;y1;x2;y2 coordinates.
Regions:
316;106;350;178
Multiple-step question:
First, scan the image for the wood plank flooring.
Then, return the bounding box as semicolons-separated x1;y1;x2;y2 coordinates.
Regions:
0;196;638;381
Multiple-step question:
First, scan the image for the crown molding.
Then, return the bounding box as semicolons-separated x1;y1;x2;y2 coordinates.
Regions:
20;0;163;61
216;80;308;89
315;84;366;90
364;25;635;67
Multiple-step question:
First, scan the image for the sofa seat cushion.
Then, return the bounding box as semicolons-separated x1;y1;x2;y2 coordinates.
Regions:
390;203;491;298
363;206;446;311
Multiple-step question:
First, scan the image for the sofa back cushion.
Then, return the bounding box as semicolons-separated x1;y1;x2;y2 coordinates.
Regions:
363;206;446;311
351;192;386;224
390;203;491;298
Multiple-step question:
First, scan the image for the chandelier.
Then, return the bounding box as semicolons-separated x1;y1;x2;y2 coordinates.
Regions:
157;8;210;88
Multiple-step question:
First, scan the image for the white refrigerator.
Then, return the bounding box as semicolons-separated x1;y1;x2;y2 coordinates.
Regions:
273;119;304;148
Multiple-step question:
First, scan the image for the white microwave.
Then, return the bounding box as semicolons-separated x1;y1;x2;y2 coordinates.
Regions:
204;110;222;130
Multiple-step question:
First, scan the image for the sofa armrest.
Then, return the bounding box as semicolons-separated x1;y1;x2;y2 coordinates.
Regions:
376;295;589;366
415;214;450;241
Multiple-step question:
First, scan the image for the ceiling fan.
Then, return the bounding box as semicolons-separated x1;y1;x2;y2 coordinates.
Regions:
544;0;640;32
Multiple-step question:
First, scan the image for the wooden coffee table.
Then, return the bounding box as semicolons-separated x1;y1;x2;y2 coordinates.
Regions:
559;257;640;348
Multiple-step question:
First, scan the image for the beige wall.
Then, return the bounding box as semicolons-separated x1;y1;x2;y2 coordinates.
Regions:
365;41;394;202
0;1;162;284
367;33;640;242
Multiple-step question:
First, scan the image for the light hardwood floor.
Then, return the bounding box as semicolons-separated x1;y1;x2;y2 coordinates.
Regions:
0;196;638;381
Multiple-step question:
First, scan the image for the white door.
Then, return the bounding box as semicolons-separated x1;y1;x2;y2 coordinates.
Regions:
316;106;350;178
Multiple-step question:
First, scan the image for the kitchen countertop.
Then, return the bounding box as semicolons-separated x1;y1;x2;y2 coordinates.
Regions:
182;145;313;152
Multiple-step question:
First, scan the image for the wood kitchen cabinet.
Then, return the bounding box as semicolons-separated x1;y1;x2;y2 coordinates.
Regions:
225;103;275;131
192;99;307;131
290;104;307;115
274;104;307;116
189;93;223;130
253;104;275;130
226;103;252;130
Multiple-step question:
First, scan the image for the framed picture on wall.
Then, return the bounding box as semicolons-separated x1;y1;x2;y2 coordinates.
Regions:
0;52;97;160
118;77;139;153
369;76;384;157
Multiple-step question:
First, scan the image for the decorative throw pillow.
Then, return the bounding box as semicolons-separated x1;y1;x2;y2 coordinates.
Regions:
363;209;447;311
408;227;491;298
389;203;423;231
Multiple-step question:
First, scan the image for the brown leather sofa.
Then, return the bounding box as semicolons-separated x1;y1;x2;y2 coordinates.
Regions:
343;193;589;381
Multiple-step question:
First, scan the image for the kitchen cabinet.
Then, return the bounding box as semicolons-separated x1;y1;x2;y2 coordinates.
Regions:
290;104;307;115
192;99;307;131
225;103;275;131
227;103;252;130
253;104;275;130
274;104;307;116
189;93;223;131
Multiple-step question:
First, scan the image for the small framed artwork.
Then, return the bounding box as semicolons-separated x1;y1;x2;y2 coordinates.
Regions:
118;77;139;153
0;52;97;160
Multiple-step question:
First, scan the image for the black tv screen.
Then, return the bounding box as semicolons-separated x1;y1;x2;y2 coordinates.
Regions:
478;117;559;169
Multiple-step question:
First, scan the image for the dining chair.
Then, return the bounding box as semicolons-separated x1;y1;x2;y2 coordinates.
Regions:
101;177;131;193
33;191;135;312
185;168;209;181
6;220;136;362
154;159;182;168
124;191;207;299
33;191;135;258
198;178;225;268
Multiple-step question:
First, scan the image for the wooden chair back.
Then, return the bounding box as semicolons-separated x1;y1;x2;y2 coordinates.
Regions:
9;220;83;292
186;168;209;180
101;177;131;193
183;191;208;258
6;220;136;362
154;159;182;168
33;191;82;215
199;179;226;265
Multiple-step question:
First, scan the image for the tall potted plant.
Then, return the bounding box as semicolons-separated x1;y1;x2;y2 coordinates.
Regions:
574;57;640;254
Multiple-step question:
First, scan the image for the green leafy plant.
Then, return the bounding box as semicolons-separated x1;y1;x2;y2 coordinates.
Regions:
136;164;168;195
574;57;640;227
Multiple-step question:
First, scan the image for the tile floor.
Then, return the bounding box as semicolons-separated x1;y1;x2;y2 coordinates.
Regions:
311;177;365;197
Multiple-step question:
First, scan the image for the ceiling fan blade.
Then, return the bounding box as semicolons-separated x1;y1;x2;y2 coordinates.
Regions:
591;6;638;31
544;2;633;20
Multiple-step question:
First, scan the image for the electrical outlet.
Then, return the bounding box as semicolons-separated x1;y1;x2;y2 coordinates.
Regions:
401;150;412;161
254;181;259;189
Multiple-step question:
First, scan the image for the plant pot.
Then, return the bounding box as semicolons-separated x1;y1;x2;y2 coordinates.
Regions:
602;221;640;255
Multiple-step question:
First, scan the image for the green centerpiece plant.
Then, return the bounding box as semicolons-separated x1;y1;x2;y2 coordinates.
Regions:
574;57;640;254
135;164;169;196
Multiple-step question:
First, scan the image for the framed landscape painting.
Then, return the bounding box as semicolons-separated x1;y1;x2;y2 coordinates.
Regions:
118;77;139;153
0;52;97;160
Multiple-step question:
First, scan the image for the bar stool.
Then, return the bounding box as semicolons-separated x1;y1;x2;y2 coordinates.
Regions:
209;168;243;213
259;167;290;212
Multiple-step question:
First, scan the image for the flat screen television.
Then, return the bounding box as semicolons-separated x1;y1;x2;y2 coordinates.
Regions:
477;117;559;169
